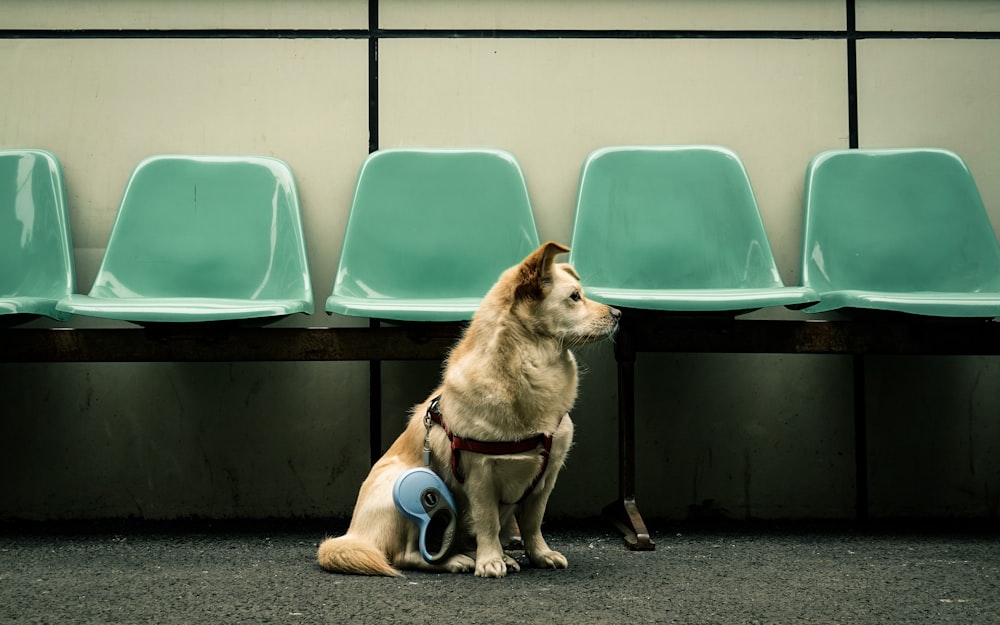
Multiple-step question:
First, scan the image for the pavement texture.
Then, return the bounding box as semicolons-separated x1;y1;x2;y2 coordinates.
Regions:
1;520;998;625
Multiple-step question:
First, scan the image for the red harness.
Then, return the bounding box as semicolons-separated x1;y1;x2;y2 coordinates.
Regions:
425;396;563;504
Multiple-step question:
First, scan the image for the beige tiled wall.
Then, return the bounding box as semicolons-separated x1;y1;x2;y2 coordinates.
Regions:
1;0;366;29
856;0;1000;30
381;0;844;30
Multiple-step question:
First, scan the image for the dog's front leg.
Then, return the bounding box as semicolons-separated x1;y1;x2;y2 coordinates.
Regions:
464;472;520;578
518;417;573;570
517;481;568;570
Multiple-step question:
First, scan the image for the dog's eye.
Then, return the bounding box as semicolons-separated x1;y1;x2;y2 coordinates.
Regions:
569;290;582;302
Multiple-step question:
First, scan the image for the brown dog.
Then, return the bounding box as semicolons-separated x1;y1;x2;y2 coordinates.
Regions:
317;242;620;577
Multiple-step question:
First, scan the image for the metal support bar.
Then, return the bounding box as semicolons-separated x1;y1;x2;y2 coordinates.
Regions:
4;318;998;363
369;319;384;466
0;325;465;363
853;354;869;521
626;316;1000;356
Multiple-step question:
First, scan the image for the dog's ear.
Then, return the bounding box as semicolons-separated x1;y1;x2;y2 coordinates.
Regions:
515;241;570;300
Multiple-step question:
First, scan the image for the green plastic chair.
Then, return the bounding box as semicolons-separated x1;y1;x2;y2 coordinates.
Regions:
326;148;541;322
57;155;313;323
568;146;816;312
0;149;75;323
801;148;1000;316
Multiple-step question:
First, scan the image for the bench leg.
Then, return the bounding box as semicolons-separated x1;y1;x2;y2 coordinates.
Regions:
853;354;869;521
605;329;654;550
369;319;383;466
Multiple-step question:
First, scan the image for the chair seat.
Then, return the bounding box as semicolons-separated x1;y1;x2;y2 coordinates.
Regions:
801;149;1000;317
63;155;313;325
0;297;64;318
569;146;814;315
586;286;818;312
1;149;75;322
58;295;312;323
325;295;482;322
803;290;1000;317
327;149;540;323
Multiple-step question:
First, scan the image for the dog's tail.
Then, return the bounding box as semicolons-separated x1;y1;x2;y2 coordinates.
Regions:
317;535;402;577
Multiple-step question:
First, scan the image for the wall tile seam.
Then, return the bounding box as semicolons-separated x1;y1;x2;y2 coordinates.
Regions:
3;28;1000;41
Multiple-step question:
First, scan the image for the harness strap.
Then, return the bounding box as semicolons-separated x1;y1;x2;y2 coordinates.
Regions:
426;395;560;504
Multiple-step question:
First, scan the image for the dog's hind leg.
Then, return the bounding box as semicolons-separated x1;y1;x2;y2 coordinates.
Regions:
394;546;476;574
499;510;524;550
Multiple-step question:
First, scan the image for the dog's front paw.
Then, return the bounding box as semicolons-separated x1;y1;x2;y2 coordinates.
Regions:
442;554;476;574
475;555;514;578
528;549;568;570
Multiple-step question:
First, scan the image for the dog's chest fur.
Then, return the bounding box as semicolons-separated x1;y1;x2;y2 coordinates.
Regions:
442;332;578;443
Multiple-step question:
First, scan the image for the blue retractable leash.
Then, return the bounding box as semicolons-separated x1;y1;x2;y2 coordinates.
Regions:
392;402;458;563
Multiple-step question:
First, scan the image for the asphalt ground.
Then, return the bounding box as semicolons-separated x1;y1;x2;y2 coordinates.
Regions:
1;520;998;625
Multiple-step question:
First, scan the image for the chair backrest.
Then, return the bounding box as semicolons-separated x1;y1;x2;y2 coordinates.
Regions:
89;155;311;301
0;149;75;302
801;148;1000;294
331;148;540;303
569;145;784;289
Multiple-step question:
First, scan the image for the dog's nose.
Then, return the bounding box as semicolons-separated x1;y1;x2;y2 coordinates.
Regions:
610;306;622;320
